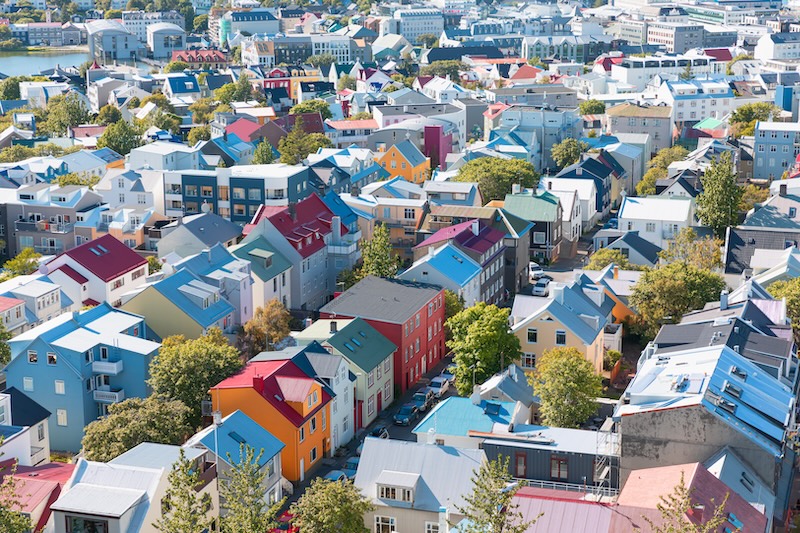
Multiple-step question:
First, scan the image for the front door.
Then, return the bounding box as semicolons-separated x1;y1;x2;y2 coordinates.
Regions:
299;458;305;482
333;425;338;450
377;391;382;413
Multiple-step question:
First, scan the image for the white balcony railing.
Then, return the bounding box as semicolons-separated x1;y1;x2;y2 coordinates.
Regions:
93;388;125;403
92;360;124;375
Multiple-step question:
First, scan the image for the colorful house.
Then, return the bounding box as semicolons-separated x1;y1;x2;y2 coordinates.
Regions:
375;139;430;184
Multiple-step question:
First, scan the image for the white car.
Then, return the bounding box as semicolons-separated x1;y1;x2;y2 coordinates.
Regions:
532;278;550;297
529;261;544;280
428;376;450;398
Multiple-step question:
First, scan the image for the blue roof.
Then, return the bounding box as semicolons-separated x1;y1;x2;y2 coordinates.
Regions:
198;410;285;467
412;397;515;437
322;190;358;227
393;139;427;167
0;425;25;439
166;74;199;94
150;269;234;328
402;243;481;287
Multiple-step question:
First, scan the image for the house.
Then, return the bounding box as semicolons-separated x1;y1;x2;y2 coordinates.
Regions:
162;73;201;102
200;133;255;167
354;438;485;533
375;139;430;184
4;303;160;452
229;236;292;310
579;264;644;325
156;211;243;259
94;168;165;212
210;358;332;482
605;102;673;154
422;181;483;207
184;409;285;507
127;141;203;171
545;187;581;257
146;23;185;60
503;187;563;263
0;274;76;336
745;246;800;288
478;364;537;409
251;343;354;452
319;275;445;394
0;459;75;532
618;195;699;249
0;387;51;466
595;230;663;268
399;243;482;306
45;234;148;308
510;277;614;373
171;49;228;70
554;158;613;221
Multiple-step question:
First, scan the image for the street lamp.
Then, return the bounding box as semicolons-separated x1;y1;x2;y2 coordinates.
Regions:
470;362;482;387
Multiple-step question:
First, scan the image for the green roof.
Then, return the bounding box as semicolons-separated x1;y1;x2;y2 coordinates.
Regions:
327;318;397;372
503;190;560;222
695;116;726;130
230;236;291;282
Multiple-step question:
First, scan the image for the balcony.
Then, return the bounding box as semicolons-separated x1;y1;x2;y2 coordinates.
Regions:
92;360;124;375
30;445;47;466
195;462;217;492
34;245;64;255
15;220;74;234
93;388;125;403
328;242;359;255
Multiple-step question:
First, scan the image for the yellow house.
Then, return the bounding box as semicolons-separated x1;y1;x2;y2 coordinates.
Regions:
510;282;612;374
376;139;430;184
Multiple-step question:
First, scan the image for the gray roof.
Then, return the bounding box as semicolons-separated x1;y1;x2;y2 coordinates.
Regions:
165;211;243;247
306;352;344;379
725;226;800;274
319;275;441;324
610;231;662;265
354;438;485;513
110;442;205;471
327;317;397;372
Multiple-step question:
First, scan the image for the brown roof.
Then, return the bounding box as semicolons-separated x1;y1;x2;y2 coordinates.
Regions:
606;102;672;118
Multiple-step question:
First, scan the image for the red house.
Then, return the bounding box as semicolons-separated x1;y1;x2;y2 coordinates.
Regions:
319;275;446;394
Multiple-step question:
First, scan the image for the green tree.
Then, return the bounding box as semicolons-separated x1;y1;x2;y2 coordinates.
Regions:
55;172;100;189
455;456;538;533
43;92;90;135
81;396;192;462
636;167;666;196
336;267;358;291
163;60;190;73
97;120;143;155
643;472;732;533
289;478;374;533
629;261;726;339
252;141;275;164
729;102;781;137
649;145;689;171
306;53;336;68
446;303;520;395
383;84;400;93
242;298;291;355
0;322;10;366
187;124;210;145
417;33;438;47
348;111;372;120
337;74;356;91
105;8;122;17
148;328;243;426
188;98;215;124
97;104;122;125
769;278;800;342
215;83;238;104
3;247;41;277
725;53;752;75
290;98;332;120
532;347;602;428
420;60;465;80
359;224;398;279
551;138;588;169
278;117;333;164
220;444;283;532
578;99;606;115
739;183;769;212
680;63;694;80
453;157;539;201
658;228;722;271
141;92;175;113
147;255;163;273
585;248;635;270
696;152;741;237
153;448;213;533
0;145;35;163
0;447;33;533
233;73;254;102
193;13;208;31
444;288;465;321
527;56;547;69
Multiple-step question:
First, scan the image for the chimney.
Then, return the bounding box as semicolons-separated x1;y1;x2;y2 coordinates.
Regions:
780;183;788;197
547;181;552;190
552;284;565;304
252;375;264;394
576;167;583;176
330;320;338;333
470;385;482;405
471;220;480;236
428;246;436;258
689;504;705;523
332;215;342;243
613;265;619;279
512;183;521;194
287;203;296;220
720;290;729;311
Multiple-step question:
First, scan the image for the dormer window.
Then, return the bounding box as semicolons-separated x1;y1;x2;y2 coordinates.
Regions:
378;485;413;503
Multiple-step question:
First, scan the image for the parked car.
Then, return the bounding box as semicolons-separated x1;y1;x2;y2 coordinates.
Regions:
356;426;390;455
393;403;419;425
324;470;348;482
532;278;550;297
342;456;360;479
428;376;450;398
412;388;435;412
440;363;457;384
271;512;299;533
603;218;618;230
529;261;544;280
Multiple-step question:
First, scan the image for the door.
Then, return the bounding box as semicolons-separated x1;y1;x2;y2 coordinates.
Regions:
421;354;427;375
333;425;338;450
377;391;382;413
299;458;305;482
515;453;527;478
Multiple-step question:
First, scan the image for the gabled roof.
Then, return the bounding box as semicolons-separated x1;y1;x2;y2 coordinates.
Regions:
149;269;234;327
225;118;265;143
163;211;243;247
229;236;291;282
185;410;285;467
326;318;396;372
387;139;427;167
51;234;146;282
402;242;482;287
415;219;504;254
6;386;50;426
618;195;694;223
503;189;561;222
413;396;515;437
609;231;662;264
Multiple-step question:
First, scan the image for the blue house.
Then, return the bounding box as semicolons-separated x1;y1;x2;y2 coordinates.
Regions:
4;303;161;452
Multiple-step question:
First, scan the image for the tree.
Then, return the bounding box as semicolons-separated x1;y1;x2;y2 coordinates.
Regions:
3;247;41;277
578;99;606;115
696;152;741;237
420;60;465;80
306;53;336;68
629;261;726;339
233;73;254;102
141;92;175;114
383;84;400;93
290;99;332;120
739;183;769;212
193;13;208;31
725;53;752;75
532;347;602;428
0;446;33;533
43;92;90;135
187;125;210;145
81;396;192;462
105;8;122;17
337;74;356;91
446;303;520;395
680;63;694;80
215;83;238;104
148;328;243;426
97;104;122;125
455;456;538;533
55;172;100;189
729;102;780;138
153;448;213;533
585;248;635;271
658;228;722;271
336;267;358;291
220;444;283;532
252;141;275;164
97;120;142;155
527;56;547;68
551;138;589;170
636;167;666;196
359;223;398;279
444;289;465;322
768;277;800;342
643;472;731;533
417;33;438;47
649;146;689;171
147;255;163;273
289;477;374;533
453;157;539;201
243;299;291;355
278;117;333;165
188;98;215;124
348;111;372;120
163;60;190;73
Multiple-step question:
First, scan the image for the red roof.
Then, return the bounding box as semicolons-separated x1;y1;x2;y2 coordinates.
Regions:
171;49;227;63
483;103;511;119
51;234;146;283
12;462;76;484
416;219;505;255
0;295;23;312
82;298;100;307
703;48;734;62
225;118;264;143
55;264;88;284
67;125;107;138
273;112;325;135
510;64;542;80
415;75;434;88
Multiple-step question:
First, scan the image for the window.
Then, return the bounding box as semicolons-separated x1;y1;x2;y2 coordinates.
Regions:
233;187;246;200
47;352;57;365
521;353;536;369
527;328;537;343
367;370;375;388
55;380;65;395
23;377;33;391
404;208;415;219
533;232;546;244
299;426;305;442
322;409;326;430
100;347;108;360
515;453;527;477
28;350;37;363
367;395;375;416
0;405;6;425
379;485;412;502
185;185;198;196
201;186;213;197
66;516;109;533
791;208;797;218
37;423;44;441
556;330;567;346
57;409;67;427
307;394;314;408
375;516;396;533
384;380;391;404
310;416;317;433
645;222;656;232
310;446;318;463
425;523;440;533
550;456;568;480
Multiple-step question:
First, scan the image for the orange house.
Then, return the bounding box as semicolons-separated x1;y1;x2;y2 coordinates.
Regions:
209;359;331;482
376;139;431;184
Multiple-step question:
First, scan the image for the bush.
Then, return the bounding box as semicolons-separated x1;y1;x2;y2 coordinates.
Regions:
603;350;622;371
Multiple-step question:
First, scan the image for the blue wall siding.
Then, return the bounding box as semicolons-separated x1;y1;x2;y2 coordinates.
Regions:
182;174;219;215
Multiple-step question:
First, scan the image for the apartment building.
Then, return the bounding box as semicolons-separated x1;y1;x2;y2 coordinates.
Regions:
609;53;725;91
656;79;734;124
391;9;444;44
646;21;704;53
753;121;800;180
605;102;674;154
121;10;185;42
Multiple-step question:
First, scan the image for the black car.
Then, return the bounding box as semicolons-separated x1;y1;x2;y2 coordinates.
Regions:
393;403;419;426
370;426;389;439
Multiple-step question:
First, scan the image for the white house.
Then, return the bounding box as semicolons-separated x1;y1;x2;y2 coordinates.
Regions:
398;243;481;306
540;176;600;230
617;195;698;249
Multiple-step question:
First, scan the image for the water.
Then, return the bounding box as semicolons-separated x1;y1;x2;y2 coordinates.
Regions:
0;51;90;76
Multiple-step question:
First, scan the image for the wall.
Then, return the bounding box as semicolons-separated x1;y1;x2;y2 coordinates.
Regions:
515;311;602;373
121;288;204;339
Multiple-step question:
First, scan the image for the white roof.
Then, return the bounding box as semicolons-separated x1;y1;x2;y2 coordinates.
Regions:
51;484;146;517
133;141;197;155
618;196;693;222
757;121;800;132
540;176;597;201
